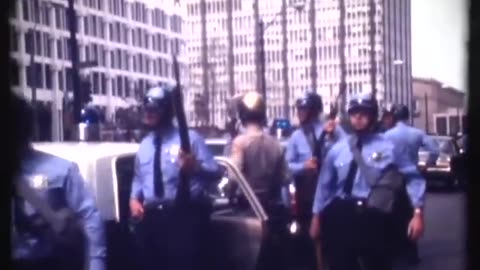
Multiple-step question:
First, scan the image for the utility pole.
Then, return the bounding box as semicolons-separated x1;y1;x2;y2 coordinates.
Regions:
281;0;290;118
200;0;210;125
369;0;377;100
258;20;267;107
424;93;429;133
253;0;261;92
226;0;235;97
66;0;82;124
29;28;39;141
338;0;347;121
308;0;318;94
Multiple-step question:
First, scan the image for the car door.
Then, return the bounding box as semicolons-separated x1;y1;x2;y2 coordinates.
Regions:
209;157;268;270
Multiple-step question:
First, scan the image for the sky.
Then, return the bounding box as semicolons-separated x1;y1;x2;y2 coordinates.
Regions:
411;0;468;91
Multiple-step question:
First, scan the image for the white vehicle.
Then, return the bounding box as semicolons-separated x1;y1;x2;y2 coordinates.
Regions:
32;142;308;270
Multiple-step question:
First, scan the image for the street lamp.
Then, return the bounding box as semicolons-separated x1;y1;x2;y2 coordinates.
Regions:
257;0;306;118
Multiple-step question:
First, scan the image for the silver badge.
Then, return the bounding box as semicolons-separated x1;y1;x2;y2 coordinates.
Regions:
30;174;49;190
371;152;384;162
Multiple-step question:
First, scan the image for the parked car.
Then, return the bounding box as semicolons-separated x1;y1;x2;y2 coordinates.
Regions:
417;135;463;190
32;142;309;270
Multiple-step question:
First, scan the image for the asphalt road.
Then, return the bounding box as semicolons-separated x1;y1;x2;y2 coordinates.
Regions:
395;191;466;270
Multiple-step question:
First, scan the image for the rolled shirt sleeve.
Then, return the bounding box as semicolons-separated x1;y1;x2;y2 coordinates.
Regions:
285;137;305;176
130;154;143;200
395;151;427;208
65;163;106;270
191;132;223;182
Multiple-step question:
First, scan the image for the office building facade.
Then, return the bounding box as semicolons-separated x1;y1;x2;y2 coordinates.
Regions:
184;0;412;127
9;0;186;139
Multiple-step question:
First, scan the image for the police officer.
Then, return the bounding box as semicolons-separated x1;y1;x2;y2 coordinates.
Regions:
228;91;290;270
285;92;346;269
129;86;222;270
309;92;426;270
12;95;106;270
383;103;439;265
380;103;397;132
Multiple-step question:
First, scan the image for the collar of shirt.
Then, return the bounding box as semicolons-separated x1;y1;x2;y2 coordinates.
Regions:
244;124;264;136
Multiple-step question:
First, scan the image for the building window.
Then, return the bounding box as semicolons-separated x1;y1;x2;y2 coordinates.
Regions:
117;76;123;96
10;58;19;86
23;0;30;21
435;116;447;136
99;73;106;95
58;70;64;90
26;63;43;89
10;26;18;52
66;67;73;91
44;33;52;57
45;64;52;89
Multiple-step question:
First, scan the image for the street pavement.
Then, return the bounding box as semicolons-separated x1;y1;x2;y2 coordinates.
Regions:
395;190;466;270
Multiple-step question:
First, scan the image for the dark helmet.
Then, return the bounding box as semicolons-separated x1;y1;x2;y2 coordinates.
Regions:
80;106;100;124
296;92;323;113
395;104;410;120
238;91;266;124
12;94;34;146
347;92;378;118
143;86;174;117
381;103;409;120
142;86;175;128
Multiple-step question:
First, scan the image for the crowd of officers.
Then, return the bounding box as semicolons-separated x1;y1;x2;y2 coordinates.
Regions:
11;85;439;270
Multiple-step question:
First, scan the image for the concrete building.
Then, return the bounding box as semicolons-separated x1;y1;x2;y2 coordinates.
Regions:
184;0;412;128
412;77;466;135
9;0;186;140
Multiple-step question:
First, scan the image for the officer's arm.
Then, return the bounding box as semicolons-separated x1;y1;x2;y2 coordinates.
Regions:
395;151;426;210
312;147;337;215
65;163;106;270
192;133;223;181
130;154;143;200
285;136;304;176
279;149;293;186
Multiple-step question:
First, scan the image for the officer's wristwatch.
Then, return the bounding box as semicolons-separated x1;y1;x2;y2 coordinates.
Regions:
413;208;423;216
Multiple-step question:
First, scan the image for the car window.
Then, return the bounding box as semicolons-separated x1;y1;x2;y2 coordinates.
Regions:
208;164;256;218
206;143;227;157
115;154;136;224
434;138;454;154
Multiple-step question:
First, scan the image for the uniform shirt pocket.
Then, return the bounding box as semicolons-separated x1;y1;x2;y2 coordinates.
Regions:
139;155;154;174
363;148;394;172
333;158;352;183
296;146;312;162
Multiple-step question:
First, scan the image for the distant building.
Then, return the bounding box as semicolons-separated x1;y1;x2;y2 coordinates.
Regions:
184;0;413;127
9;0;186;140
412;77;465;135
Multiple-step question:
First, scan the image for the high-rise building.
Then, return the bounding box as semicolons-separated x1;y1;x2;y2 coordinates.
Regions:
9;0;187;139
184;0;412;127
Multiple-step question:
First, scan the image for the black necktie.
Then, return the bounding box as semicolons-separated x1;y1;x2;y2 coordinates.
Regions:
343;139;363;195
153;135;164;198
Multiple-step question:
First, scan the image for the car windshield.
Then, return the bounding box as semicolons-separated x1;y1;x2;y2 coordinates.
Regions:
435;138;454;154
419;137;454;154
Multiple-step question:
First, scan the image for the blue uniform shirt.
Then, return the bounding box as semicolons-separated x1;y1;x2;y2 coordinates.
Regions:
13;150;106;270
130;127;222;204
384;121;440;165
285;120;347;177
312;134;426;214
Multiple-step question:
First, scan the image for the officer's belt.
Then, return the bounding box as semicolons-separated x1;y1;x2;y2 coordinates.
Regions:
144;200;176;211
